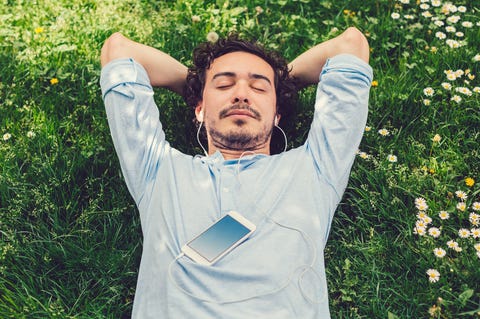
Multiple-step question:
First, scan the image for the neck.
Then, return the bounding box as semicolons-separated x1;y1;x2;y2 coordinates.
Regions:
208;143;271;160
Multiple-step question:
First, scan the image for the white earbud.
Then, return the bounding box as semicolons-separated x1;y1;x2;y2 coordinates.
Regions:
274;115;279;126
198;110;204;122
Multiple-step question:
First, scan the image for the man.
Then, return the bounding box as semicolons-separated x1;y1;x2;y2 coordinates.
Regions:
100;27;372;318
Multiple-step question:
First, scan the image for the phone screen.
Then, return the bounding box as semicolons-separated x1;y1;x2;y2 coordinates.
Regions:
187;214;251;262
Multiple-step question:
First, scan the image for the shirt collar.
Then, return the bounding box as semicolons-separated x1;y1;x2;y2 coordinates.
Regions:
200;150;268;168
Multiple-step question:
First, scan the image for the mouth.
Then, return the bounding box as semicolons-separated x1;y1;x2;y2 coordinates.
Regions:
225;109;256;118
219;104;261;120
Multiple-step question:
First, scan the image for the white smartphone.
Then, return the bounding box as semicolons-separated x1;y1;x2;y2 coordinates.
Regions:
181;211;256;266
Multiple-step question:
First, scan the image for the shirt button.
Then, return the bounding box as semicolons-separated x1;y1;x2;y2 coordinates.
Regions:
223;187;229;193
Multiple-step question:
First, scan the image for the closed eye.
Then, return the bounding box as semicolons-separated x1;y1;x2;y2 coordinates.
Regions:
252;86;266;92
250;78;270;92
217;85;232;90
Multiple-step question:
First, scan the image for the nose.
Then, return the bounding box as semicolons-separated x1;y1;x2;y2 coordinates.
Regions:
233;97;249;104
231;82;250;105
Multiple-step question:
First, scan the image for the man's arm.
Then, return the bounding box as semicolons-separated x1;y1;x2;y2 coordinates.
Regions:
100;32;188;95
291;27;372;201
100;33;187;203
288;27;369;88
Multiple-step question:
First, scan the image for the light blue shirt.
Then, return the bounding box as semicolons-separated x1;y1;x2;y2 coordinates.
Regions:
100;54;372;318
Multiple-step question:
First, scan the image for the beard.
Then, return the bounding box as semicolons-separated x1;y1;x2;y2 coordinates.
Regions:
208;121;273;151
205;102;274;151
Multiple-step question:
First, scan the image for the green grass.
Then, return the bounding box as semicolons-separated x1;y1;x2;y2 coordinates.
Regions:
1;0;479;318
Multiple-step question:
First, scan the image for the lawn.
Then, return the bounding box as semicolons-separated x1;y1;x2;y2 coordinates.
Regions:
0;0;479;318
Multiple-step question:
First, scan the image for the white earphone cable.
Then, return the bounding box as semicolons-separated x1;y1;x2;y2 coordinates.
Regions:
196;121;208;156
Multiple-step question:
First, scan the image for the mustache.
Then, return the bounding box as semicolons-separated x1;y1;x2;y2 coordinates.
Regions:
218;103;261;120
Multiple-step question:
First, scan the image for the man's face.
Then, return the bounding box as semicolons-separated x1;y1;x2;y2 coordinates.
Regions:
196;51;277;154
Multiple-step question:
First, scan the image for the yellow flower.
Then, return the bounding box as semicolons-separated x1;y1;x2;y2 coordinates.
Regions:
50;78;59;85
371;80;378;87
35;27;44;34
465;177;475;187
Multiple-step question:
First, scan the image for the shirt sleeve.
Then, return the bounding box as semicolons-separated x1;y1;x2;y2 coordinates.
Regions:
100;58;167;204
306;54;373;198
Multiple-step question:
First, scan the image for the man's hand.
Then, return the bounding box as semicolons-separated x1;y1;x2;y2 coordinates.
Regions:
101;32;188;95
288;27;370;89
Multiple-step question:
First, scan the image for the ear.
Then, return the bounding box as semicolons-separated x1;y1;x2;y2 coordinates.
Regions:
195;104;204;122
274;114;281;126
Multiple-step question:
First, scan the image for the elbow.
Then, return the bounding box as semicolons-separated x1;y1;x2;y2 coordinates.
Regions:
341;27;370;63
101;32;128;67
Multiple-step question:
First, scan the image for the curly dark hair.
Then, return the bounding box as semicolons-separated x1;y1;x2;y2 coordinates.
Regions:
184;34;298;129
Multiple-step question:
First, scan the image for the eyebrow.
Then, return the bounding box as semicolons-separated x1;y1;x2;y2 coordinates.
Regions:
212;72;272;85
